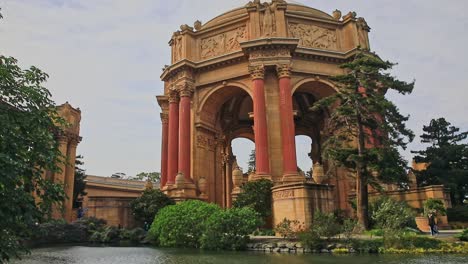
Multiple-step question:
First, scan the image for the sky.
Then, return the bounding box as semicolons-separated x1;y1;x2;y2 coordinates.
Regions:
1;0;467;177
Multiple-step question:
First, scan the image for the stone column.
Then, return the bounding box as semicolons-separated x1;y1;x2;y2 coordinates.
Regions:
249;65;270;178
276;64;304;182
178;83;193;181
64;139;78;222
160;112;169;187
167;91;179;184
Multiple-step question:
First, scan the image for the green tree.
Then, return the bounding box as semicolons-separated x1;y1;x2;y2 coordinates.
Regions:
312;50;414;229
0;55;66;261
247;149;256;173
233;179;273;218
130;189;174;223
412;118;468;205
132;172;161;182
73;155;87;208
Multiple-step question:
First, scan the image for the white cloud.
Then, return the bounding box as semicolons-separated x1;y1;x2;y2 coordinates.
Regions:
1;0;467;176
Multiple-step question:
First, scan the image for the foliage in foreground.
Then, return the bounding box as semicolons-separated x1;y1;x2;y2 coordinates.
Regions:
0;55;66;261
423;198;447;216
311;50;414;229
455;229;468;242
233;179;273;218
201;207;262;250
130;189;174;223
149;200;261;249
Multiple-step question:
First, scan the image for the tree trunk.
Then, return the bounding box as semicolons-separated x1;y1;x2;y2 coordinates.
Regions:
356;109;369;230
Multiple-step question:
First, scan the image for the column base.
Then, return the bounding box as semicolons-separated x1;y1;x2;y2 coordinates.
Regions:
251;173;272;181
163;180;199;203
282;172;306;183
231;187;242;202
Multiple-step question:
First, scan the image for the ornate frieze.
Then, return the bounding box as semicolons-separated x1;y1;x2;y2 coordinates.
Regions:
249;48;290;60
272;189;295;199
248;65;265;80
196;134;216;151
200;26;247;60
288;23;337;50
276;64;292;78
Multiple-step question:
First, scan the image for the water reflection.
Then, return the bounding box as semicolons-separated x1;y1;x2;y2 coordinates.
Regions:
11;246;468;264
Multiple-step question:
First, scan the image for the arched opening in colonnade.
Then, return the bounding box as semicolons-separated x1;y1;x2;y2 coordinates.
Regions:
197;84;254;207
292;80;337;183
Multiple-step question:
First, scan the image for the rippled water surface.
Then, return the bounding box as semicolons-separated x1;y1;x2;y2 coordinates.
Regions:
11;246;468;264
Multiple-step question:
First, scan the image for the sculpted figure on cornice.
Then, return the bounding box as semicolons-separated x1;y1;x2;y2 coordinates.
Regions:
288;23;337;50
172;32;183;62
261;2;276;37
200;26;247;60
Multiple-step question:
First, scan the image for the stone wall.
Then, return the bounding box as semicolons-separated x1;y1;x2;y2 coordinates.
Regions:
272;182;335;228
85;197;139;228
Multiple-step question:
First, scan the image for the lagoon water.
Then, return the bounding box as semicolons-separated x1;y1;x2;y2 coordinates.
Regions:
11;246;468;264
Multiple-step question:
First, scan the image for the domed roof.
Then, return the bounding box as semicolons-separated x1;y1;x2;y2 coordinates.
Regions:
200;1;334;30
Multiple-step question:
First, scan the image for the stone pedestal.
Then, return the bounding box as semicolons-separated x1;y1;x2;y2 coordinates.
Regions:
272;182;335;228
162;173;198;202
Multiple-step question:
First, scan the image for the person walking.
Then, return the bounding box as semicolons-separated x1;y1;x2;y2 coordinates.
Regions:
427;211;438;236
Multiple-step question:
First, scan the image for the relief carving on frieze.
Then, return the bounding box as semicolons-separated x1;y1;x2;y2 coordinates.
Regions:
288;23;337;50
200;26;247;60
272;190;295;199
197;134;216;151
249;48;290;60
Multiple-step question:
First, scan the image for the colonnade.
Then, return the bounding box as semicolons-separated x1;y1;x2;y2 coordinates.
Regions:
159;64;304;189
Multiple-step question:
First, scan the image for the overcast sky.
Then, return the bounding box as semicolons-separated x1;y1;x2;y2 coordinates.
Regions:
1;0;467;177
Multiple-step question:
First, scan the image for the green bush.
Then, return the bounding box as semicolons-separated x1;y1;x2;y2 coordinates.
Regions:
233;179;273;218
311;211;341;240
447;205;468;222
200;207;262;250
130;189;175;223
298;231;323;250
33;219;89;244
274;218;303;239
455;229;468;242
423;198;447;216
149;200;220;248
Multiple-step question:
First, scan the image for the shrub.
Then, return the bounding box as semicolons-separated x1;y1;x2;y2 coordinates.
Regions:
128;228;146;243
455;229;468;242
130;189;175;223
33;219;88;244
233;179;273;218
311;211;341;240
341;218;357;242
274;218;304;239
200;207;262;250
149;200;220;248
423;198;447;216
298;231;323;250
350;239;383;253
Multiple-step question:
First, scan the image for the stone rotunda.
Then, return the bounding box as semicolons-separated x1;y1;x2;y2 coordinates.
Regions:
155;0;448;227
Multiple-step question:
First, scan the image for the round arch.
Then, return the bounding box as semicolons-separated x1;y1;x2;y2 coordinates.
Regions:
197;81;252;114
292;77;338;97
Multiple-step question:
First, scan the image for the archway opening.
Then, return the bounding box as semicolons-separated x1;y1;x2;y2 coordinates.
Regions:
231;137;255;175
295;135;312;178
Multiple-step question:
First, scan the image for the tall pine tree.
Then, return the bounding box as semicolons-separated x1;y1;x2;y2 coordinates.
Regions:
412;118;468;205
312;50;414;229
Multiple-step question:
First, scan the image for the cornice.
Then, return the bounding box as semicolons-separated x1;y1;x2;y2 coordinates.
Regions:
240;37;299;53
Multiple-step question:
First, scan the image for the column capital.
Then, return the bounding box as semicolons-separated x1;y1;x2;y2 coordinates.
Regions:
168;90;180;103
248;65;265;80
160;112;169;124
276;64;292;78
177;82;195;98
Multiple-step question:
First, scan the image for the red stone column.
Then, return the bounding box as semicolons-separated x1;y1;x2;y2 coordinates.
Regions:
160;113;169;187
249;65;270;176
178;84;193;181
276;64;303;182
167;91;179;184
